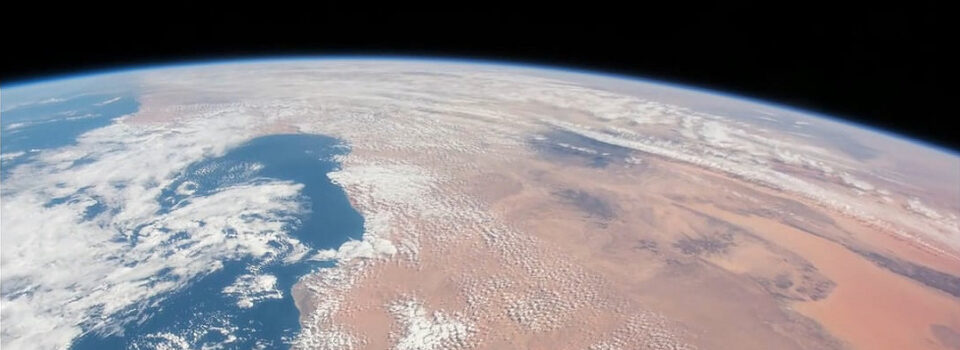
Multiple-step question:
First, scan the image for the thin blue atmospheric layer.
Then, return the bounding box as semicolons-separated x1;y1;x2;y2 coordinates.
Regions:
70;134;365;349
0;94;139;179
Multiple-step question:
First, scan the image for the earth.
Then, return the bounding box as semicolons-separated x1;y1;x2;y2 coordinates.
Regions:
1;59;958;350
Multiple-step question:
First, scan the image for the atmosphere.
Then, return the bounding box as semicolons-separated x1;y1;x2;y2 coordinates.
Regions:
2;59;957;350
2;5;955;350
0;3;951;150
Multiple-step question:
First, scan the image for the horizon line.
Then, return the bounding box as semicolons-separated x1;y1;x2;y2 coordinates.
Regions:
2;54;957;156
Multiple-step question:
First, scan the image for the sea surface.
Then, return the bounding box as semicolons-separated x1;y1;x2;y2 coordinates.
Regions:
2;95;364;349
71;134;364;349
0;93;139;179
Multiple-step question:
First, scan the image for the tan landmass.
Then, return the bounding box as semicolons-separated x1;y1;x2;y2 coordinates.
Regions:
291;137;958;350
124;61;959;349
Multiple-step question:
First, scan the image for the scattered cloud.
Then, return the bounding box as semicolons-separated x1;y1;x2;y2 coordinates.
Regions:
389;298;473;350
3;60;957;350
1;106;311;350
222;274;283;309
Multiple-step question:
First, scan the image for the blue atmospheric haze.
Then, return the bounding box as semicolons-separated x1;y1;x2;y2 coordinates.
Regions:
2;57;956;349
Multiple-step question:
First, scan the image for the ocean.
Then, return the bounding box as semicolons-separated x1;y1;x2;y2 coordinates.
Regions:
71;134;365;349
2;94;364;349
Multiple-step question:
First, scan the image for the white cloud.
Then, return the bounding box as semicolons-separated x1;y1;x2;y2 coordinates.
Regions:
222;274;283;309
94;97;124;106
305;210;398;264
135;333;191;350
0;151;26;161
906;198;943;220
4;60;957;350
839;172;876;192
0;108;312;350
388;298;472;350
129;314;241;350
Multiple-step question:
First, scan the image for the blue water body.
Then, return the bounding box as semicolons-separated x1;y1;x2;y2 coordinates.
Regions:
71;134;365;349
0;94;139;178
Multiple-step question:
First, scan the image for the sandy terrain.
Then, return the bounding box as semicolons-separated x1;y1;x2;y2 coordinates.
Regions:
119;61;959;349
292;135;958;349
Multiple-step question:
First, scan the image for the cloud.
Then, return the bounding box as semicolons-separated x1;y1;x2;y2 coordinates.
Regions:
0;107;311;350
309;218;398;263
839;172;876;192
906;198;943;220
389;298;472;350
94;97;123;106
0;151;26;161
222;274;283;309
4;60;957;350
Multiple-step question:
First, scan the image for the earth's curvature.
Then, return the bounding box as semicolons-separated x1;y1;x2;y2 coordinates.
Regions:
1;59;958;350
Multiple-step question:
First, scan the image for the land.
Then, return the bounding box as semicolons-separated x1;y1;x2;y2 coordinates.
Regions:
126;61;960;349
292;137;959;349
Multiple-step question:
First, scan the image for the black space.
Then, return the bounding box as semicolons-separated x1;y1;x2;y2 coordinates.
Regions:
2;3;953;151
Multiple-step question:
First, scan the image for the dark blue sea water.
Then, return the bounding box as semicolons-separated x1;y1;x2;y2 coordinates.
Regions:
70;134;365;349
0;94;139;179
2;94;365;348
